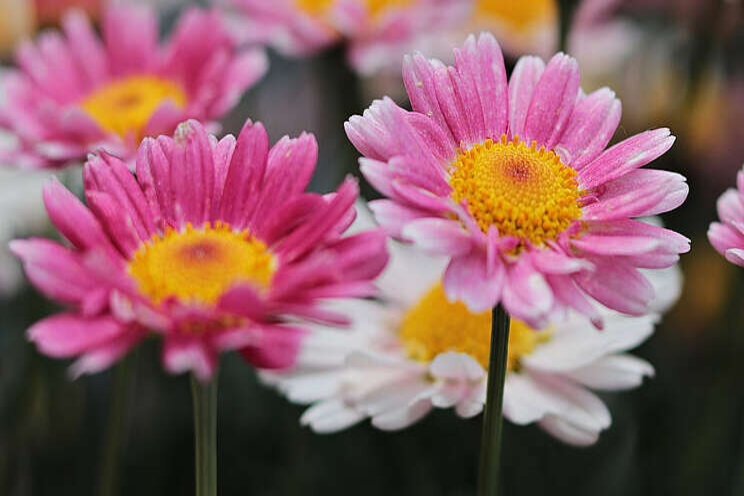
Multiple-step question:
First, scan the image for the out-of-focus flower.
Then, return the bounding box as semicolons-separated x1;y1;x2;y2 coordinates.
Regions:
34;0;101;25
708;165;744;267
229;0;470;75
10;119;389;380
0;0;35;57
265;206;681;445
0;3;268;169
346;33;689;328
463;0;558;59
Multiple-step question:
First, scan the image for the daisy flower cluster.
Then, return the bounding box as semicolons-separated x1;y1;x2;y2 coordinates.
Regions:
0;0;709;492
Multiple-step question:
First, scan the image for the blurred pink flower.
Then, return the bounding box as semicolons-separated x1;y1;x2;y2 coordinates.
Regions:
347;33;689;328
708;165;744;268
0;3;268;169
229;0;469;74
10;119;389;381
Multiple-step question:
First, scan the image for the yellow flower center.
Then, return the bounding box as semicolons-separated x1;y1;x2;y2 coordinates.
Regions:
399;283;551;372
363;0;414;17
127;222;276;306
475;0;557;31
80;75;187;141
449;135;582;247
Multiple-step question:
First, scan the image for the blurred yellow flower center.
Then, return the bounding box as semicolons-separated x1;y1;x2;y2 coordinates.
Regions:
294;0;335;16
449;135;582;246
128;222;276;306
80;75;187;140
475;0;556;30
295;0;412;18
399;283;551;371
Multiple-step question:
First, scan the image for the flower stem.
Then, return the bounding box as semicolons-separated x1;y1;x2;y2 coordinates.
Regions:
477;305;511;496
98;353;136;496
191;374;218;496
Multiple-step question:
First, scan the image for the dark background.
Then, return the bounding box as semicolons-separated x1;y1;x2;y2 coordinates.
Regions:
3;0;744;494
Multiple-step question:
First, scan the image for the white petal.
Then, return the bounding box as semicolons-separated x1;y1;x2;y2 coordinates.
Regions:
430;352;486;381
538;415;601;447
300;399;366;434
356;376;435;416
371;399;433;431
566;354;654;391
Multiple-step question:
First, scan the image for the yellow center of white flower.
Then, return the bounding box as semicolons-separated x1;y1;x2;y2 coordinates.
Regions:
80;75;187;140
475;0;557;31
449;135;582;246
398;282;551;371
128;222;276;306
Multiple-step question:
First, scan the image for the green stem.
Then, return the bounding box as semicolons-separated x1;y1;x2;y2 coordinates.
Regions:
98;354;136;496
477;305;511;496
191;374;218;496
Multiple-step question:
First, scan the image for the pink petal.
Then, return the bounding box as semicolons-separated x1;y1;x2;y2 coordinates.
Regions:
43;178;110;251
578;128;676;190
170;120;215;226
501;257;553;328
575;262;654;315
443;249;504;313
28;313;132;358
403;52;454;143
401;218;472;256
508;56;545;139
522;53;580;148
240;324;305;370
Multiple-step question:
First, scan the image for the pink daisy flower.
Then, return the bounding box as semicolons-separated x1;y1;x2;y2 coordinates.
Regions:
10;119;389;381
229;0;469;74
0;3;268;169
708;165;744;267
346;33;689;328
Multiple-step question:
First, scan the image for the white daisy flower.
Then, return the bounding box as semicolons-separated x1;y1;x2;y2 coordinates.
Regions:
263;204;682;446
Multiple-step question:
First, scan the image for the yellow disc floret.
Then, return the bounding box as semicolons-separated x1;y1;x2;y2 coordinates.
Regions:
80;75;187;140
363;0;414;18
128;222;276;306
294;0;335;16
398;282;551;372
449;135;582;246
475;0;557;31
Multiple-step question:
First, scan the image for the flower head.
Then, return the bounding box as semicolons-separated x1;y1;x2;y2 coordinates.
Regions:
0;4;268;169
264;207;682;445
11;120;389;381
346;32;689;328
708;165;744;267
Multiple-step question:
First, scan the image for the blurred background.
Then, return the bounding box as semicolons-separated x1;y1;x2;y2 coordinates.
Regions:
1;0;744;494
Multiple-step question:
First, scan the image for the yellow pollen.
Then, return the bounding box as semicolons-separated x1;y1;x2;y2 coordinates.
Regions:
398;283;551;372
475;0;557;31
363;0;414;18
80;75;187;141
127;222;276;306
449;135;582;247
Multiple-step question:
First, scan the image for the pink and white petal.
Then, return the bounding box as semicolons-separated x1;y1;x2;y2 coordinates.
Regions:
586;219;690;255
501;257;553;328
218;120;269;226
545;274;603;329
368;199;433;238
557;87;621;169
530;248;593;274
402;218;472;256
716;188;744;224
570;234;661;256
577;128;675;190
575;261;653;315
708;222;744;261
443;249;504;313
429;352;486;382
403;52;454;143
522;53;580;148
508;56;545;139
583;170;688;221
566;354;654;391
725;248;744;266
162;335;217;381
69;328;146;378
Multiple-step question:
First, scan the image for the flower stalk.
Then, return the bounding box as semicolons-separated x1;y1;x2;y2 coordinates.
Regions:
477;305;511;496
191;374;218;496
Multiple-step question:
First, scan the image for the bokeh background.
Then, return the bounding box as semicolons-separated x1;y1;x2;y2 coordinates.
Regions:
2;0;744;494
